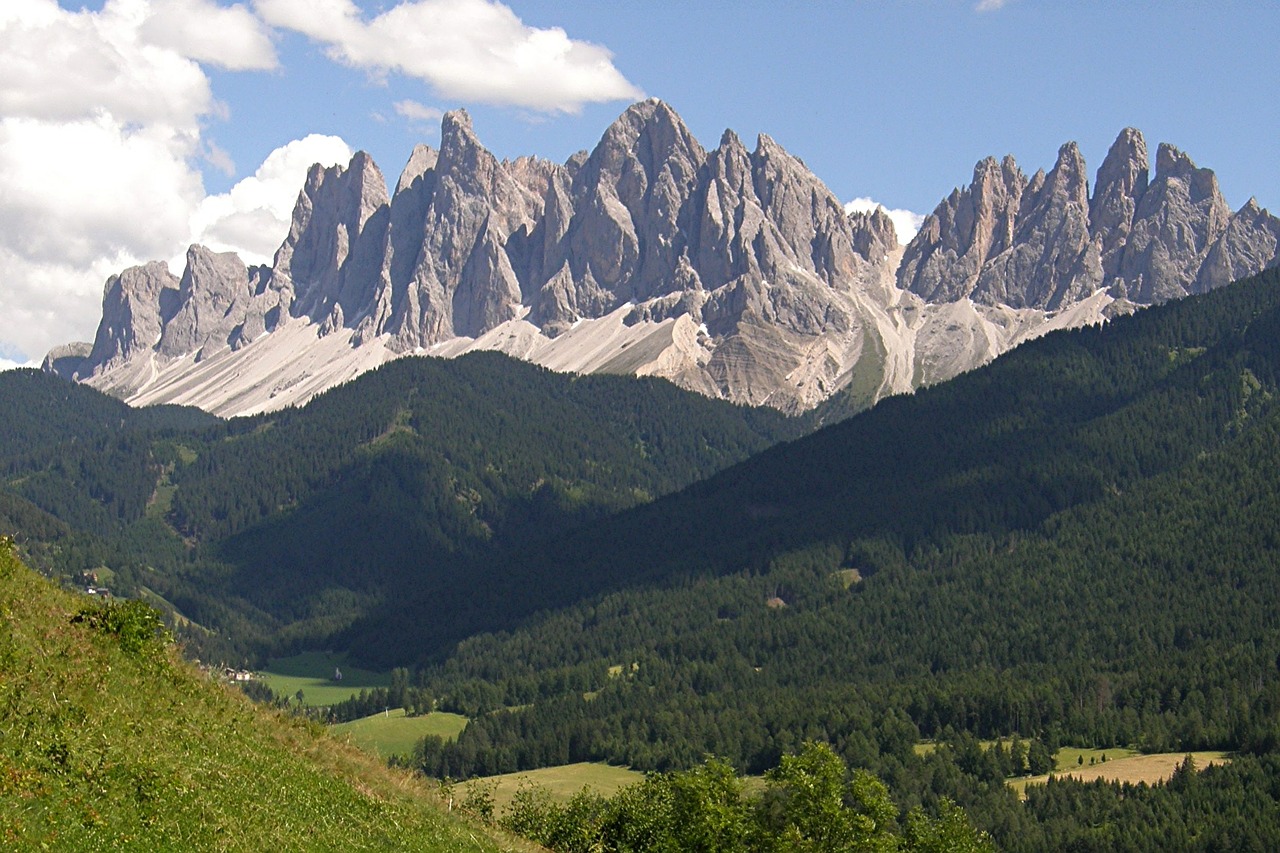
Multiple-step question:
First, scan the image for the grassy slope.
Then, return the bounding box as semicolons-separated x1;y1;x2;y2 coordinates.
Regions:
259;651;392;707
1009;751;1229;797
333;710;470;758
0;545;531;852
472;763;647;814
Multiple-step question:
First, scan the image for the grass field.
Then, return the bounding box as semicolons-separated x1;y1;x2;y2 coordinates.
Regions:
913;737;1021;756
468;763;646;814
259;651;391;706
1010;750;1230;796
1051;745;1140;771
333;709;469;758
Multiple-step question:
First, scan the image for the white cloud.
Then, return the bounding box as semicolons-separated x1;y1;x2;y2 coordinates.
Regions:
189;134;354;266
255;0;643;113
975;0;1012;11
0;0;213;129
140;0;278;70
0;0;341;363
845;198;925;246
394;99;444;124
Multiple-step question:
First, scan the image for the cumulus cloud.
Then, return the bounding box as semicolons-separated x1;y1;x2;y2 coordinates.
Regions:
394;99;445;124
844;198;925;246
0;0;213;129
0;0;343;362
189;134;354;266
255;0;643;113
0;0;636;362
140;0;278;70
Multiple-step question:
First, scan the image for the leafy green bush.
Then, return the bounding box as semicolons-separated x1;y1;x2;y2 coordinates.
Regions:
72;598;168;656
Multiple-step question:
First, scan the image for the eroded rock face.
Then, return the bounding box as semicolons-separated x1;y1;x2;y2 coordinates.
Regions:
1091;127;1149;283
1196;199;1280;292
41;341;91;380
81;261;179;377
904;128;1279;310
973;142;1101;310
158;245;252;361
1115;143;1233;303
61;106;1280;417
275;151;391;329
383;109;549;346
899;155;1026;304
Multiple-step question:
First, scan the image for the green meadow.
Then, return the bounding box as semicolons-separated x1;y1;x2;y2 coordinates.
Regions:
334;709;469;758
469;763;646;814
259;650;391;706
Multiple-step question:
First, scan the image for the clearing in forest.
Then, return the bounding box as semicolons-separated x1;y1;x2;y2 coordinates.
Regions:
333;708;469;758
1010;750;1230;796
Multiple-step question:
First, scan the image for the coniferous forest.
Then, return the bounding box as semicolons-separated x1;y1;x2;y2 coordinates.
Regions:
5;269;1280;850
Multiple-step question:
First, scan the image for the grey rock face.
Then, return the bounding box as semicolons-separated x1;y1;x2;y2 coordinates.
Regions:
74;246;287;390
1090;128;1149;283
529;99;706;330
81;260;179;376
903;129;1280;310
383;109;548;346
848;206;899;263
1115;143;1232;303
60;105;1280;417
158;245;252;361
973;142;1100;310
899;155;1026;303
275;151;391;328
1196;199;1280;292
41;341;92;379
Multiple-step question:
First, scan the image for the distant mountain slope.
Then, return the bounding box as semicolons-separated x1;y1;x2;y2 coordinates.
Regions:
310;270;1280;793
0;368;214;458
49;103;1278;418
0;541;522;851
1;352;800;660
155;352;799;654
346;266;1280;662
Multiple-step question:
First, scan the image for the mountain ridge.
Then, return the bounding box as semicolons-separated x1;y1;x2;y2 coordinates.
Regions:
49;102;1280;417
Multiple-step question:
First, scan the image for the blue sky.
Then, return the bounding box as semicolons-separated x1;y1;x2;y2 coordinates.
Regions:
2;0;1276;365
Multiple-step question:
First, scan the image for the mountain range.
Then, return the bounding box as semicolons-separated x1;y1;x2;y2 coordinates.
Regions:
45;101;1280;417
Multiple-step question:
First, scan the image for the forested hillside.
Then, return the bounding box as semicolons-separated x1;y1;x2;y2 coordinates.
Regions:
8;270;1280;849
0;353;800;660
354;269;1280;850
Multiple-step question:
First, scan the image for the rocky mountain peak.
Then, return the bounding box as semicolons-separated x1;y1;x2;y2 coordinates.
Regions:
275;151;392;327
1094;128;1149;197
905;129;1277;311
157;245;251;360
897;152;1026;303
1196;197;1280;292
969;139;1099;309
395;144;438;194
848;206;899;262
1117;142;1232;303
436;108;501;191
588;98;705;181
59;110;1280;420
1091;127;1149;279
82;260;178;377
1155;141;1194;178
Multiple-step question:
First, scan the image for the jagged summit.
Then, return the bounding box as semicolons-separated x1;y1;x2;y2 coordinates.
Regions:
901;127;1277;312
51;106;1280;418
